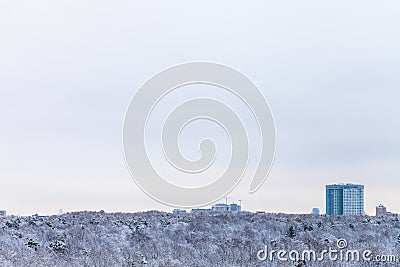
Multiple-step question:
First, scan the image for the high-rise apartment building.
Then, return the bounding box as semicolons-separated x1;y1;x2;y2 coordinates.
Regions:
326;183;364;216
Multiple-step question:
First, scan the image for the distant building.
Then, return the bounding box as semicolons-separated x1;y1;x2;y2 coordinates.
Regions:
385;212;398;218
0;210;5;217
376;204;387;217
191;202;242;213
326;183;364;216
211;203;241;212
191;208;211;213
172;209;186;215
311;208;320;215
211;203;230;211
229;203;241;212
376;204;398;218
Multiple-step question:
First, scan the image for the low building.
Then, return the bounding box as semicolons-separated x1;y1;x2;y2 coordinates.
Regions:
229;203;241;212
375;204;398;218
211;203;241;212
191;208;211;213
172;209;186;215
311;208;320;215
211;203;230;211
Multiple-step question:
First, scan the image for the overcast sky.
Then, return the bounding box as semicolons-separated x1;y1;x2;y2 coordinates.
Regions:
1;1;399;215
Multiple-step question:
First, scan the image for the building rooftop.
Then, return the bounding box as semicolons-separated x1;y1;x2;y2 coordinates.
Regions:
326;183;364;189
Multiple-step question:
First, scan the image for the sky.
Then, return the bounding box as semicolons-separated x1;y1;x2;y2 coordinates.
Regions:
0;1;399;216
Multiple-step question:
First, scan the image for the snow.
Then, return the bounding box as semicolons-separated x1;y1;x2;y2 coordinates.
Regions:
0;211;398;266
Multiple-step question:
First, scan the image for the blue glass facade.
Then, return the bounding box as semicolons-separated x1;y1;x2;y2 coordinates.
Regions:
326;184;364;216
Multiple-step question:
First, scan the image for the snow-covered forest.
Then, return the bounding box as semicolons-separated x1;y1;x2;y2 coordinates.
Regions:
0;211;399;266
